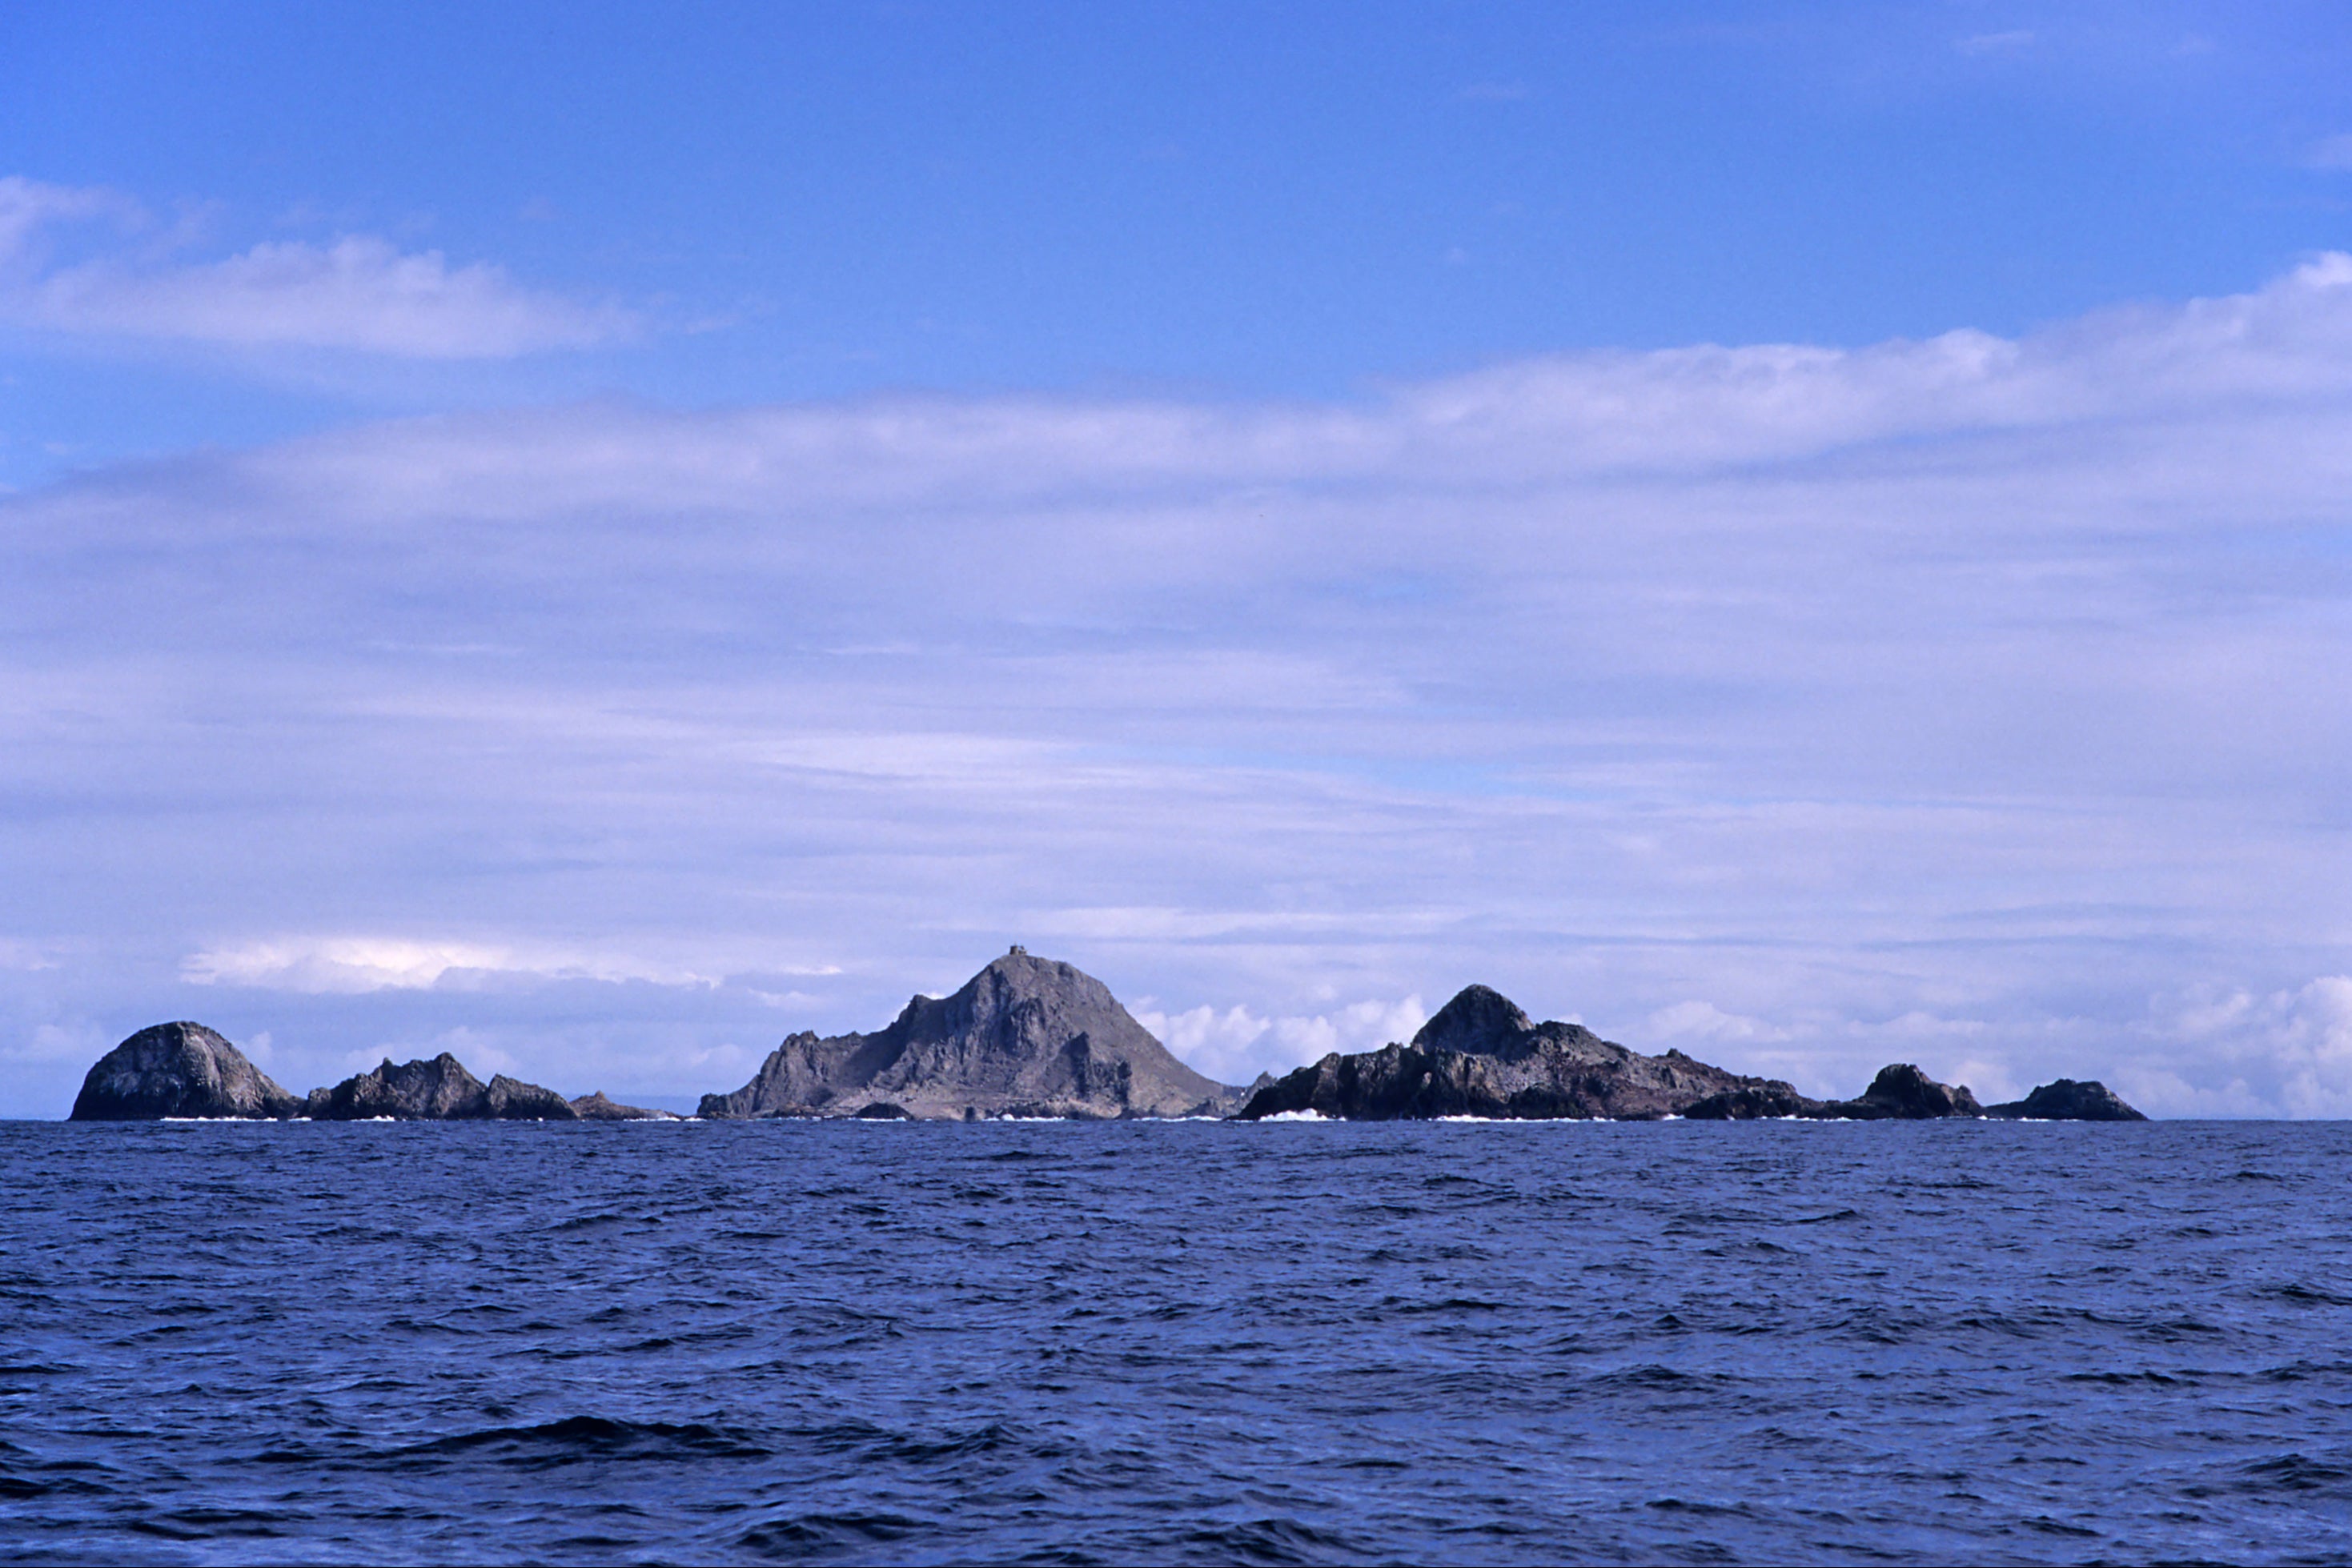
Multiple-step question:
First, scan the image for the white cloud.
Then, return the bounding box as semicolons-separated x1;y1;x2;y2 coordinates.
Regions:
1;1021;111;1065
0;175;631;358
3;257;2352;1113
343;1025;519;1077
0;939;60;972
1134;997;1427;1082
182;937;711;994
77;247;2335;522
0;176;124;259
2137;977;2352;1117
1646;999;1790;1045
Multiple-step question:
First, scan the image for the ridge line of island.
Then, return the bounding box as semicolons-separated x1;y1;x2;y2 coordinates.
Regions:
66;947;2146;1124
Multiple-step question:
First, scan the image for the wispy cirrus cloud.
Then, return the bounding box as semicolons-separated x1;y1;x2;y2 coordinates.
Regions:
0;175;632;358
1954;30;2035;57
2306;133;2352;172
81;247;2338;519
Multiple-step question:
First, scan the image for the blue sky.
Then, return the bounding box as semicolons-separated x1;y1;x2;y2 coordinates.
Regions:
5;2;2352;1115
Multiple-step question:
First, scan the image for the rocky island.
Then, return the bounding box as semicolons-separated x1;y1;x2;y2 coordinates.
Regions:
1234;984;2145;1122
64;950;2142;1122
305;1053;595;1121
70;1022;305;1121
700;948;1243;1119
68;1025;669;1121
1242;987;2145;1123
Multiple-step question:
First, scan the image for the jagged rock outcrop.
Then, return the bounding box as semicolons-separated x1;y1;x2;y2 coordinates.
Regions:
1244;1012;2148;1122
1668;1066;2146;1122
569;1091;678;1121
305;1053;578;1121
1986;1078;2145;1121
1234;985;1801;1120
700;949;1242;1120
487;1074;579;1119
70;1023;302;1121
1821;1062;1985;1120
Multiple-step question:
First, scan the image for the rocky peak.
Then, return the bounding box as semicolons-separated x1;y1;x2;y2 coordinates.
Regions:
1854;1063;1985;1118
1987;1078;2145;1121
898;950;1131;1048
70;1021;300;1121
1411;985;1535;1057
702;949;1242;1119
307;1053;577;1121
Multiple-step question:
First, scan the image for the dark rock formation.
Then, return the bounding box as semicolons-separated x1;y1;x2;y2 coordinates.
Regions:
1234;985;1802;1121
70;1022;301;1121
488;1074;579;1120
1986;1078;2145;1121
570;1091;678;1121
1820;1063;1985;1120
1231;993;2148;1124
1692;1065;2145;1122
1683;1083;1826;1120
700;949;1242;1120
306;1053;577;1121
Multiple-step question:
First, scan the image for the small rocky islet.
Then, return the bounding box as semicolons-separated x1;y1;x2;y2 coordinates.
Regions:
68;1022;673;1123
66;948;2144;1123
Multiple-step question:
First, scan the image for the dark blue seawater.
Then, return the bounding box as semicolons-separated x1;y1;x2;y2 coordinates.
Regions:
5;1120;2352;1565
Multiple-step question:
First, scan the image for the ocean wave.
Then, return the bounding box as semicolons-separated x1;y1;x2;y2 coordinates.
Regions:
387;1416;775;1470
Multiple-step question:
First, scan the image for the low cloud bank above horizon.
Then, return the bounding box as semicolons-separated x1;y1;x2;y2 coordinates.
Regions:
4;258;2351;1115
0;177;631;359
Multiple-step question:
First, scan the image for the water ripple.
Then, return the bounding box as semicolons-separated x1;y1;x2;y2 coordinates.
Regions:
5;1118;2352;1562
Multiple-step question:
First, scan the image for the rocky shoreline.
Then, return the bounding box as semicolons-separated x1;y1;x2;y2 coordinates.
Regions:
65;949;2145;1123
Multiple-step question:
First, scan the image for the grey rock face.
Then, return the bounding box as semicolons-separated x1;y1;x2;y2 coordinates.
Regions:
700;950;1242;1120
1410;985;1535;1057
569;1091;678;1121
307;1053;576;1120
70;1023;301;1121
1986;1078;2145;1121
487;1074;580;1120
1235;986;1803;1121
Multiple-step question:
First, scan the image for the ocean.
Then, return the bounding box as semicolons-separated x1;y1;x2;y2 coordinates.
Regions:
3;1117;2349;1564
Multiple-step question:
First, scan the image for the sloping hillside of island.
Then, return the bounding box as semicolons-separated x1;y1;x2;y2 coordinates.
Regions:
699;948;1242;1120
